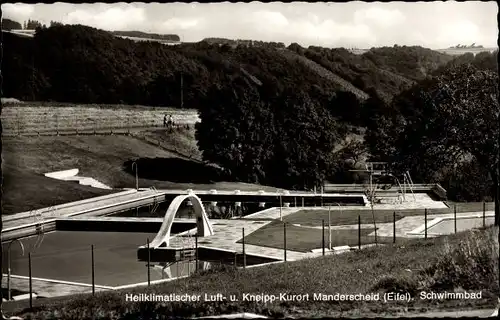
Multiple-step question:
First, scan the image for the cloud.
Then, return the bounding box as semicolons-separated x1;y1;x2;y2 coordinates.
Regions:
2;3;35;22
235;10;375;47
254;10;289;28
62;5;146;31
436;20;481;47
2;3;494;49
162;17;199;30
354;7;406;28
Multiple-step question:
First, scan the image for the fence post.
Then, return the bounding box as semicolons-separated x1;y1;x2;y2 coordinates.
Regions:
147;238;151;286
358;215;361;250
284;223;287;262
29;252;32;310
195;235;198;272
322;220;325;256
91;245;95;296
242;227;246;269
424;208;428;239
393;211;396;244
483;201;486;228
454;205;457;234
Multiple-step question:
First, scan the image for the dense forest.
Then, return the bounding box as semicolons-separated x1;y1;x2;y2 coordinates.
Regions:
3;24;499;206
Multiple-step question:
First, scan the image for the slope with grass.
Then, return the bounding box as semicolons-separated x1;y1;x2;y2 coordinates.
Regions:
7;227;498;319
131;127;202;162
1;166;115;215
1;134;278;214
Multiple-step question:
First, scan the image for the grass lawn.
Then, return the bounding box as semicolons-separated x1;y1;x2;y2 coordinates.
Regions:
283;208;434;227
1;165;116;214
239;220;409;252
1;135;279;214
5;227;498;319
283;202;495;227
133;127;202;162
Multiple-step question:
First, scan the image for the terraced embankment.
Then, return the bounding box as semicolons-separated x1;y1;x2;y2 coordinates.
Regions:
1;103;200;136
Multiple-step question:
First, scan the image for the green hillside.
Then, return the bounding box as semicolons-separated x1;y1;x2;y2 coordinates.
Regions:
3;25;457;112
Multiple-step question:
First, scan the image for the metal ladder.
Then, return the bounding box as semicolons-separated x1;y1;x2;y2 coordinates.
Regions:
405;171;417;201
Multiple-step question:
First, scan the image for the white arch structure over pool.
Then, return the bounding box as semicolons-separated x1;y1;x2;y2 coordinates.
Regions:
150;193;214;248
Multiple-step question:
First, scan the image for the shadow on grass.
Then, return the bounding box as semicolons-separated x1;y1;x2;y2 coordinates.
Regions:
123;157;229;183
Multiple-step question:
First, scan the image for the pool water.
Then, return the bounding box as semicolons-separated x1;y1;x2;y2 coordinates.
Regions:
2;231;275;287
2;231;215;287
110;201;268;219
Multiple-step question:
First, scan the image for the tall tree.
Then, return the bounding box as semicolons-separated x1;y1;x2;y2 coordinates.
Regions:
266;87;343;189
196;75;344;190
195;75;275;183
26;19;42;29
366;64;499;224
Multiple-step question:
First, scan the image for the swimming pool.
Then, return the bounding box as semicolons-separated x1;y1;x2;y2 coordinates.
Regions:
2;230;277;287
108;200;271;221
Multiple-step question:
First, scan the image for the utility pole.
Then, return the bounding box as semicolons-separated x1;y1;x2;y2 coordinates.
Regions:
180;72;184;109
496;109;500;226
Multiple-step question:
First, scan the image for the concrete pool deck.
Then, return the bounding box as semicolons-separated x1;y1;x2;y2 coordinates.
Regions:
2;189;164;231
241;194;448;221
169;219;320;262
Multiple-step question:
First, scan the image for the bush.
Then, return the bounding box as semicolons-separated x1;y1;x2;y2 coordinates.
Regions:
371;274;420;295
423;227;499;291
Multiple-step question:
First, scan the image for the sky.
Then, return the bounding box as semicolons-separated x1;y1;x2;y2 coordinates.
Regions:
2;2;498;49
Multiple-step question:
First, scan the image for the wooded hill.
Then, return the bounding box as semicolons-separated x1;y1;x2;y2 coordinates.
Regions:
4;24;461;112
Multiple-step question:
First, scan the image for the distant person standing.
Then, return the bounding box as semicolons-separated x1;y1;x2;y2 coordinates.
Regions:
168;115;174;127
163;114;168;127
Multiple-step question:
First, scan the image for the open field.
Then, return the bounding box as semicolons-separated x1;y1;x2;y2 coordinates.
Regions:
435;47;498;56
1;103;200;135
5;227;498;319
1;135;278;214
349;47;498;56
